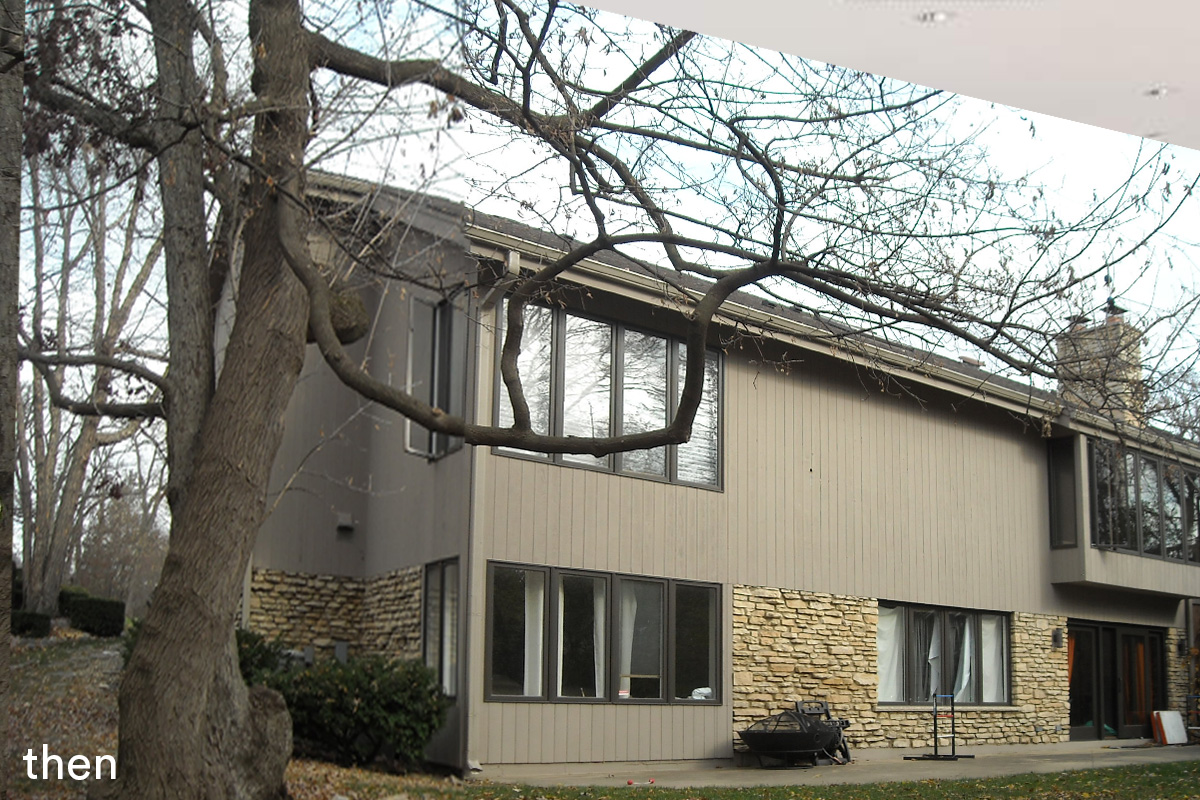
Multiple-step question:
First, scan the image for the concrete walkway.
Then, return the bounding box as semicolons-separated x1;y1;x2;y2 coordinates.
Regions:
475;740;1200;788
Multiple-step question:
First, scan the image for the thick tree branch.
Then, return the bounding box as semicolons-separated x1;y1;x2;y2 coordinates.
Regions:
20;350;166;419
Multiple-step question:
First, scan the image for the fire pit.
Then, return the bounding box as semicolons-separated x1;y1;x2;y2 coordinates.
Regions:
738;701;851;767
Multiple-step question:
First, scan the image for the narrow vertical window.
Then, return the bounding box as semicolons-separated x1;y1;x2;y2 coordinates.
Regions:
489;566;546;697
1048;438;1077;547
497;302;554;452
1163;464;1184;560
910;608;940;702
673;584;718;700
876;604;904;702
617;580;664;700
407;298;466;457
556;574;607;699
1187;473;1200;563
621;330;668;476
674;345;720;485
1120;450;1138;549
1140;456;1162;556
408;298;436;454
948;611;977;703
423;562;441;682
980;614;1007;703
561;314;612;467
424;559;459;696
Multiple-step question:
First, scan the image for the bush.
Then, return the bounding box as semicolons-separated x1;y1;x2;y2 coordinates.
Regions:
58;585;91;618
68;596;126;637
12;610;52;638
269;656;448;768
235;628;288;684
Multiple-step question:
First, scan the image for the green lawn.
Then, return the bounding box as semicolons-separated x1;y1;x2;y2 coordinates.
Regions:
281;761;1200;800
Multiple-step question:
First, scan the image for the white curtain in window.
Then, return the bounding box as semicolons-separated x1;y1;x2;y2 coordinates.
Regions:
927;622;942;700
593;587;606;694
952;618;974;701
619;587;637;699
877;605;903;702
442;563;459;696
981;614;1006;703
524;575;544;696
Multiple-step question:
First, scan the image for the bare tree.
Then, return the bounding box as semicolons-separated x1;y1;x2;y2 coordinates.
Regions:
21;0;1198;797
71;462;169;618
15;157;163;614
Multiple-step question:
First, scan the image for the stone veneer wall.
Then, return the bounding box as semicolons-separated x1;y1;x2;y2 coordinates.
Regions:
245;566;423;660
1166;627;1190;712
360;567;423;660
732;585;1070;750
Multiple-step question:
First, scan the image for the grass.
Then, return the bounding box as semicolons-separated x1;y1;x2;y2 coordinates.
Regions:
283;760;1200;800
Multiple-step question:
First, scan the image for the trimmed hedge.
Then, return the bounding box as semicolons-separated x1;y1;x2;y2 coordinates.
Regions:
58;585;90;618
12;610;52;638
268;656;448;768
68;596;126;637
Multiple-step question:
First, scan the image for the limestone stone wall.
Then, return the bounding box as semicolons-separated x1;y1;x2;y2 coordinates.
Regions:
245;565;423;660
361;567;423;659
1166;627;1189;712
731;585;1070;751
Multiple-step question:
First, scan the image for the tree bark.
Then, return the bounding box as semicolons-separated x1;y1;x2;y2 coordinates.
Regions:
144;0;214;514
1;0;24;793
95;0;311;796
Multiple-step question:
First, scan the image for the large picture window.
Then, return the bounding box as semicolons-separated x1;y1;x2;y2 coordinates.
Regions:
495;301;722;487
877;603;1009;705
1090;439;1199;564
486;562;720;704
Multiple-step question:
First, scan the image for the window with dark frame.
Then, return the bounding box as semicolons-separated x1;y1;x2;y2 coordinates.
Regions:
1048;437;1078;548
423;559;459;697
876;602;1010;706
407;296;467;458
494;301;722;488
1089;438;1199;564
485;562;721;704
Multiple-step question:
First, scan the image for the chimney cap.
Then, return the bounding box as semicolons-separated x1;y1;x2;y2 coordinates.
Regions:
1105;297;1128;316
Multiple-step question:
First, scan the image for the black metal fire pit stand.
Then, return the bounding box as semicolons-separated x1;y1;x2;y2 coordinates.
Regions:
903;694;975;761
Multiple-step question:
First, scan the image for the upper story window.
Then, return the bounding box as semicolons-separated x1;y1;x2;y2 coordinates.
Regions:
407;297;467;458
1089;439;1199;564
494;301;721;487
877;602;1010;706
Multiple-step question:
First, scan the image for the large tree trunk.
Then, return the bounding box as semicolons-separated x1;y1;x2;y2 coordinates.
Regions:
97;175;307;797
95;0;313;795
1;0;23;789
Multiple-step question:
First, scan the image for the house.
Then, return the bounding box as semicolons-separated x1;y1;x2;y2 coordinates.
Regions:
244;174;1200;771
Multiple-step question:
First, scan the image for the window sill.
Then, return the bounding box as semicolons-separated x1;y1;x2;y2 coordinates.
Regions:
876;704;1021;713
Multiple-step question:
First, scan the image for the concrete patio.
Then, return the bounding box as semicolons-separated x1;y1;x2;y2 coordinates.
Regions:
473;739;1200;788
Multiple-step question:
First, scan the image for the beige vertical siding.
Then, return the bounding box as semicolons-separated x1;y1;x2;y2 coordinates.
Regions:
467;307;1186;764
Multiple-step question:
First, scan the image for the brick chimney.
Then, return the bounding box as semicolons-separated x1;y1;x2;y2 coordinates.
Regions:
1054;304;1145;422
